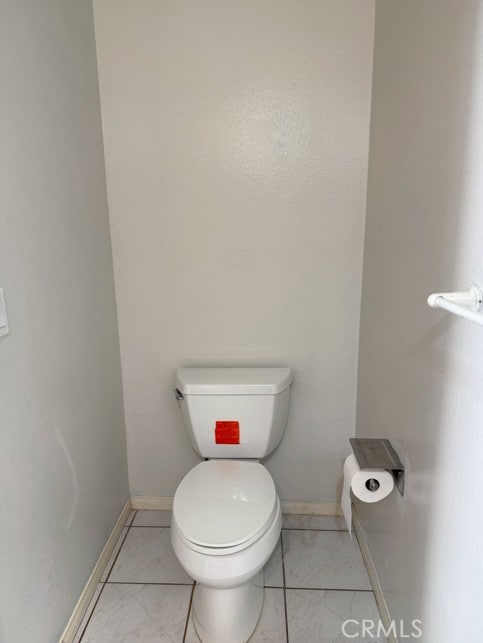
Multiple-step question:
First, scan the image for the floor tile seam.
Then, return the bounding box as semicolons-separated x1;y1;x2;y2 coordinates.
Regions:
125;509;137;527
182;582;196;643
130;524;171;528
284;586;374;593
104;514;135;583
281;527;347;532
104;581;195;586
264;585;374;593
264;585;371;592
77;584;105;643
280;532;290;643
78;510;137;641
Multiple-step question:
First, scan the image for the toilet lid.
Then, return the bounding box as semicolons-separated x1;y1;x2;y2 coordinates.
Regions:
173;460;277;549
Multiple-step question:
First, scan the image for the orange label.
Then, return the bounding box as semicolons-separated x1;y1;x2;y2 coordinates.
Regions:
215;421;240;444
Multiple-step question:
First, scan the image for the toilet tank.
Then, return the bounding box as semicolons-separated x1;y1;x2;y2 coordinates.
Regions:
175;367;293;459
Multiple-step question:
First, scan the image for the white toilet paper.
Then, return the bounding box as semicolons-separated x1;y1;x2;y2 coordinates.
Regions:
341;454;394;536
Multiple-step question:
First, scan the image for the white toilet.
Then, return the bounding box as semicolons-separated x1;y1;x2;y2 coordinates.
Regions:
171;367;293;643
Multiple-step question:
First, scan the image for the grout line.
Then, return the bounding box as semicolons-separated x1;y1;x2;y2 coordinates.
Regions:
182;582;196;643
77;584;105;643
105;581;195;586
284;586;374;593
130;525;171;529
125;509;137;527
104;518;133;583
265;584;372;592
280;532;290;643
281;527;347;532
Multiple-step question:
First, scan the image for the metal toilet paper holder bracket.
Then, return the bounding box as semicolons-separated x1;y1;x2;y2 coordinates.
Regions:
349;438;405;496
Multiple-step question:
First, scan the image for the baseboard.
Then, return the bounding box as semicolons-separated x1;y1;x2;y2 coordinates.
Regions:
131;495;341;516
131;496;173;510
352;505;397;643
59;498;132;643
281;500;342;516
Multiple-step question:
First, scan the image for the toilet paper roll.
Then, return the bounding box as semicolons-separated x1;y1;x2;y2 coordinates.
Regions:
341;454;394;536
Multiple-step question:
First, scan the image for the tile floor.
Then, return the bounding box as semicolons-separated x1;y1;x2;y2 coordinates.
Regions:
74;510;386;642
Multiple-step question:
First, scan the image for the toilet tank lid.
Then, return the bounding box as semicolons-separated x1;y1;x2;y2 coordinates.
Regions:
176;367;292;395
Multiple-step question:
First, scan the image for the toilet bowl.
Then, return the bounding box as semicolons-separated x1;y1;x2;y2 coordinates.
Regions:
171;367;292;642
172;460;282;642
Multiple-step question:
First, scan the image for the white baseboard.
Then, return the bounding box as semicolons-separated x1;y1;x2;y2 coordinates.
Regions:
131;495;341;516
59;498;132;643
131;496;173;510
281;500;342;516
352;505;397;643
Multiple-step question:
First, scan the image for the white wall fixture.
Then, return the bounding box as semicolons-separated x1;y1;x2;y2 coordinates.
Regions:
0;288;9;337
427;284;483;326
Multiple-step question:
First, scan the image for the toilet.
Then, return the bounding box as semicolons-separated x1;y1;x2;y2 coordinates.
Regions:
171;367;293;643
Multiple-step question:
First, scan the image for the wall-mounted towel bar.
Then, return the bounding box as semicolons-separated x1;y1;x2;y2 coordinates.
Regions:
427;284;483;326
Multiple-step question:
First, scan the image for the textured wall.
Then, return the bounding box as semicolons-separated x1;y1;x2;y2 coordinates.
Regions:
357;2;483;640
93;0;374;502
0;1;128;640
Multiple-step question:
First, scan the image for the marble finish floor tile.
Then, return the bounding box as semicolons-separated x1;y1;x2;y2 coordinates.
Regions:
283;530;371;590
264;538;283;587
73;584;103;643
109;527;192;584
185;587;286;642
132;510;172;527
283;514;347;531
101;527;128;582
81;583;192;642
74;511;381;641
286;589;386;642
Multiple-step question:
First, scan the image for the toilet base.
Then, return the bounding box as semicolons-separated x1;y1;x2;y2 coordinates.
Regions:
192;570;264;643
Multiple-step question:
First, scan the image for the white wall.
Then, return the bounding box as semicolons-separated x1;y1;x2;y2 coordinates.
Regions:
93;0;374;502
0;1;129;640
357;2;483;640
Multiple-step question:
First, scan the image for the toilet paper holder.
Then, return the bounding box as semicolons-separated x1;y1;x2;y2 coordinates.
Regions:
349;438;405;496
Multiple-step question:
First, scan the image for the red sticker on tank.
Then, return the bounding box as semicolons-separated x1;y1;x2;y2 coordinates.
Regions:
215;421;240;444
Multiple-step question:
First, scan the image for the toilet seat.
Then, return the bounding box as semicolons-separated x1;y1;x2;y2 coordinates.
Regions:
173;460;277;554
